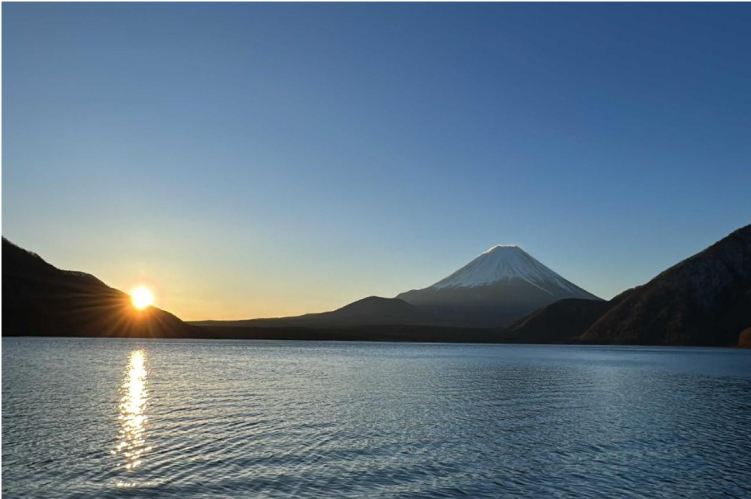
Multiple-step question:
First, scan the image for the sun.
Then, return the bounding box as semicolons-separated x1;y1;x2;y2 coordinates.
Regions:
131;286;155;310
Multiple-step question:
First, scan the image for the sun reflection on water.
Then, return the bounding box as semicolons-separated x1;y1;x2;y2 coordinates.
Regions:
115;350;151;472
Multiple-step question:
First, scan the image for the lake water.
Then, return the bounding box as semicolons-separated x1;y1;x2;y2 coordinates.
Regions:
3;338;751;498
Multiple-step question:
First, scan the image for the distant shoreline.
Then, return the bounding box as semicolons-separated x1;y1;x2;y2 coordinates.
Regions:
3;327;746;348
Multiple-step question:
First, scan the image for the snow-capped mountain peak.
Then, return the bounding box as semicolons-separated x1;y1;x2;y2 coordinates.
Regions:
430;245;585;295
483;244;521;253
396;244;601;326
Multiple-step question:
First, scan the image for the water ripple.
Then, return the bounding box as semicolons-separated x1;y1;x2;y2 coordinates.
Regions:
3;339;751;498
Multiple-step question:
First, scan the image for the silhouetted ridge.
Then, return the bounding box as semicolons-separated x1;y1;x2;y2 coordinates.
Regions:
580;224;751;346
499;225;751;346
192;296;435;328
502;298;614;343
2;238;195;338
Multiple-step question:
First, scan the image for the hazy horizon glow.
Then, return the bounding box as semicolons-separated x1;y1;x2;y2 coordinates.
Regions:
3;4;751;320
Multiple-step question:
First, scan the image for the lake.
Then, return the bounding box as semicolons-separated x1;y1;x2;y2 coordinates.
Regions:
3;338;751;498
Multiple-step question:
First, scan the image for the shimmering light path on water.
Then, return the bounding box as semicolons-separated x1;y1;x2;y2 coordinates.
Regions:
115;350;150;476
3;338;751;498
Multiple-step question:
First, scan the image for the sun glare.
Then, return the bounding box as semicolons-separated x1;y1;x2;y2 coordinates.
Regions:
131;286;155;310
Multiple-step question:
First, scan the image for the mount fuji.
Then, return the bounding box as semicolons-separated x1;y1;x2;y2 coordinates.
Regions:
397;245;601;326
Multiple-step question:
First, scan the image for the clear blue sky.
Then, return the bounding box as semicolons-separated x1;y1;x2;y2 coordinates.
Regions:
3;3;750;320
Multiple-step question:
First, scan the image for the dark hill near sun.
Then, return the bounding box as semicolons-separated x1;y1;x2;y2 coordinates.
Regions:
2;238;195;338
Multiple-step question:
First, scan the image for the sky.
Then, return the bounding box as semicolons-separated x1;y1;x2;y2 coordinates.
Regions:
3;3;751;321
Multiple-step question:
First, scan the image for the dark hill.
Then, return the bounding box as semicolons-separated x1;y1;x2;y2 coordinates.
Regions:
500;288;637;343
2;238;195;338
501;298;614;343
500;225;751;347
580;225;751;346
191;296;436;328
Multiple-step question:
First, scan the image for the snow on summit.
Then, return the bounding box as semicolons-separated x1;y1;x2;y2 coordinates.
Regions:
397;243;601;326
431;245;583;294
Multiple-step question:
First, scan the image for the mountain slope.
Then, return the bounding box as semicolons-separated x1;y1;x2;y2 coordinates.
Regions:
501;286;638;343
501;298;615;343
192;296;436;328
580;225;751;346
397;245;600;326
2;238;195;338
